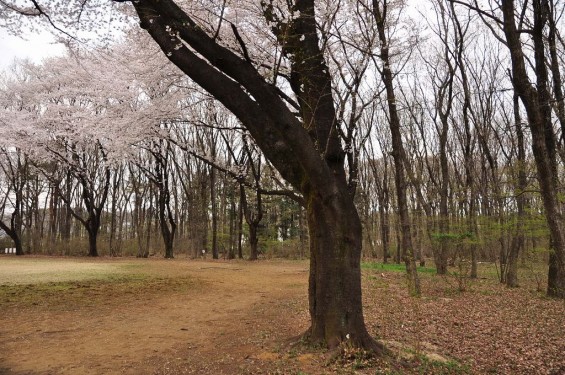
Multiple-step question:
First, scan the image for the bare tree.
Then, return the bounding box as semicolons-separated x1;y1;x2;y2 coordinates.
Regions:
372;0;421;294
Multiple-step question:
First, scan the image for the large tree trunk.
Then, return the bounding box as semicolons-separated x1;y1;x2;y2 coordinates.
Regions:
305;188;381;351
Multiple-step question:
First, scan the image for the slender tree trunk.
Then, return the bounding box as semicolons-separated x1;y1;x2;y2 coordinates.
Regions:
379;205;390;264
210;166;218;259
547;3;565;148
374;159;391;264
144;198;152;258
237;186;244;259
109;172;119;257
62;173;72;255
437;124;450;275
199;174;209;256
373;1;420;294
468;201;478;278
49;182;59;245
228;187;236;260
506;94;527;287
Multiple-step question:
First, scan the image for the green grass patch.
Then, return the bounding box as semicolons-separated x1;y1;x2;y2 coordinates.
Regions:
363;262;437;274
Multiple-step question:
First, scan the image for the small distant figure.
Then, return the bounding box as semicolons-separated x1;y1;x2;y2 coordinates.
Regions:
201;249;206;259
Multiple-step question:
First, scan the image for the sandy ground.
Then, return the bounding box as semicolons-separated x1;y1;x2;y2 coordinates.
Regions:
0;257;313;375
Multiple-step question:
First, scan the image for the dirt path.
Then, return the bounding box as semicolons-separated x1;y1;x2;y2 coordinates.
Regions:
0;258;312;375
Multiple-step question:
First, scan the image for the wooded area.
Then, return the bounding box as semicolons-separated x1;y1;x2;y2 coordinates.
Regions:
1;0;565;352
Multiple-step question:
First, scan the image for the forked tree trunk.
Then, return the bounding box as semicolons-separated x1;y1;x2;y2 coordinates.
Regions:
132;0;380;350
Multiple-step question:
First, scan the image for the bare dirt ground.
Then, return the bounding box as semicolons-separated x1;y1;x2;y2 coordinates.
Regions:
0;256;564;374
0;257;313;375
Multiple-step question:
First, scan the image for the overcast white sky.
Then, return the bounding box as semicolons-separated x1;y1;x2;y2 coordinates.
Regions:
0;30;66;71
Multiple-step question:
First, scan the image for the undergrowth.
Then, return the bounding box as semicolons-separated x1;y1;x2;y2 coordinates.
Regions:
362;262;437;274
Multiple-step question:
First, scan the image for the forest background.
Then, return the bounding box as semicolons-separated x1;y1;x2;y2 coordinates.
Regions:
1;0;562;288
